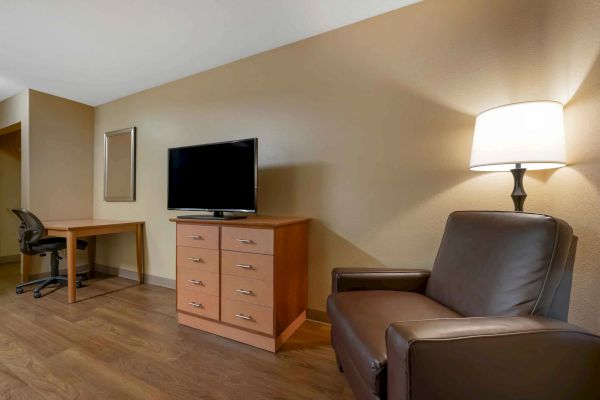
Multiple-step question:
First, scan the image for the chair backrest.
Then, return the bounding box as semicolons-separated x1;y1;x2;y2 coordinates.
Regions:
11;208;45;255
425;211;575;320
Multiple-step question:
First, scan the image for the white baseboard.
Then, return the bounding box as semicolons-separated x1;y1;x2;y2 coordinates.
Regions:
26;264;176;290
95;264;176;289
0;255;19;264
307;308;330;324
28;265;90;280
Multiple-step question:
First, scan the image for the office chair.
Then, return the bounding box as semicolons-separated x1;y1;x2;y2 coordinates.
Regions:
12;208;88;298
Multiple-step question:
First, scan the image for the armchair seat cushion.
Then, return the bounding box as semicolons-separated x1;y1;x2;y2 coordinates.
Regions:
327;290;461;398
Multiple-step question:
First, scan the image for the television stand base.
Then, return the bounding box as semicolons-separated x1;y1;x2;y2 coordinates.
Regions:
176;211;247;220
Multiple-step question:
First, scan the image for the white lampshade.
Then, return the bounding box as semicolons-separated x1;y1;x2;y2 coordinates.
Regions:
470;101;566;171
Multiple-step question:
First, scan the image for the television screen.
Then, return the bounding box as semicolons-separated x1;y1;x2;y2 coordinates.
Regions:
168;138;257;212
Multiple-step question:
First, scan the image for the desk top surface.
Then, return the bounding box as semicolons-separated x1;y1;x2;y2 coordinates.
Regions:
43;219;144;231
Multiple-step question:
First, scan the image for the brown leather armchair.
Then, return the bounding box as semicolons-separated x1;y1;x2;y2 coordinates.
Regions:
327;211;600;400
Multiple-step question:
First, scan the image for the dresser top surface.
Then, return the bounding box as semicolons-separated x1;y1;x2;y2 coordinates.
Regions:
170;215;309;228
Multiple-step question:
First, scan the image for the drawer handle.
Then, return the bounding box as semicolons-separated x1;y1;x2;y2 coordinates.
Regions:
235;289;254;295
187;279;204;285
236;239;254;244
187;257;203;263
235;264;254;270
188;302;203;308
186;235;203;240
235;313;253;321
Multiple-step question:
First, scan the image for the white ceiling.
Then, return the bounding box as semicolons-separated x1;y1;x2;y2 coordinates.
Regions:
0;0;421;106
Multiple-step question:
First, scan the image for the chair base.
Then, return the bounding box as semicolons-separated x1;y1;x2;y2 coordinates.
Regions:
16;273;88;298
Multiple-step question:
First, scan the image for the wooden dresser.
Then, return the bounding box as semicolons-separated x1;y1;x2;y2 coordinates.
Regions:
170;216;309;352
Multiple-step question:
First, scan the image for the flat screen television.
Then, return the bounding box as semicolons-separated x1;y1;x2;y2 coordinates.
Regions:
168;138;257;219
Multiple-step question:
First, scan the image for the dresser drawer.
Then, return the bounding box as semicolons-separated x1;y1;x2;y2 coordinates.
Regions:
221;299;273;335
177;289;219;320
177;247;219;273
177;224;219;249
177;267;219;296
221;275;273;307
221;227;274;255
221;251;274;282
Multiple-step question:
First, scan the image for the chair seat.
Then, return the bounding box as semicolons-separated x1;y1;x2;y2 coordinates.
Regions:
327;291;461;398
30;238;88;253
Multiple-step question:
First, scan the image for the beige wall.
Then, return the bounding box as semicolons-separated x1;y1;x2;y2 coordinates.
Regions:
0;91;29;209
542;56;600;333
27;90;95;272
0;89;95;272
91;0;600;331
0;92;29;266
28;90;94;220
0;130;21;258
0;89;95;220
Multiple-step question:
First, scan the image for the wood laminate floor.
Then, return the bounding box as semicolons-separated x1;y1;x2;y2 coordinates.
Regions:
0;263;353;400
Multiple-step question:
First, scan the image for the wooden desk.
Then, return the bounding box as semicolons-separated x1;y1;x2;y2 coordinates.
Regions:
22;219;145;303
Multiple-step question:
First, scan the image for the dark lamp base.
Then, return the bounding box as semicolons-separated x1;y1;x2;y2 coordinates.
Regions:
510;167;527;212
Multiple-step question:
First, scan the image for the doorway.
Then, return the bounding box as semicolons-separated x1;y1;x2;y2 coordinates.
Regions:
0;122;21;264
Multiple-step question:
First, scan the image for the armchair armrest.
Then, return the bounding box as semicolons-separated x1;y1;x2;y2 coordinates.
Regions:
331;268;430;294
386;316;600;400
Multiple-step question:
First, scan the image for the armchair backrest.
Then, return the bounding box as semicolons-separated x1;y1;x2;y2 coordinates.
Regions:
11;208;45;255
426;211;575;320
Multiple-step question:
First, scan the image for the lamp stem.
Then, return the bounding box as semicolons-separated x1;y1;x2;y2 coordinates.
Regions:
510;163;527;212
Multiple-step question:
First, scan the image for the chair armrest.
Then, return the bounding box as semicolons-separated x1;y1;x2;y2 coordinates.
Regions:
386;316;600;400
331;268;430;294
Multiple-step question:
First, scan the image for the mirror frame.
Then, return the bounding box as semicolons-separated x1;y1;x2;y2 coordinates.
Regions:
104;127;136;202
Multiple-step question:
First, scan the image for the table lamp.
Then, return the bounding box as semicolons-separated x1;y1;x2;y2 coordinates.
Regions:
469;101;566;211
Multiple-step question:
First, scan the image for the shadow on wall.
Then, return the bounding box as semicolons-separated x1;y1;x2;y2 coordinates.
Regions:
307;221;387;306
543;49;600;333
250;40;479;310
258;157;478;244
258;163;329;215
259;163;387;309
329;0;600;115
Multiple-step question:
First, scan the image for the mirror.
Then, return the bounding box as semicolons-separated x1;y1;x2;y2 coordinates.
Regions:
104;127;136;201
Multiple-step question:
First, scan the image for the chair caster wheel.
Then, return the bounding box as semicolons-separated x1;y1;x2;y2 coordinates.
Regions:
33;290;42;299
16;287;24;295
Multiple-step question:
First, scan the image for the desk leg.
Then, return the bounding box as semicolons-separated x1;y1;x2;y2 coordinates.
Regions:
88;236;96;279
67;231;77;303
21;254;31;283
136;224;144;284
